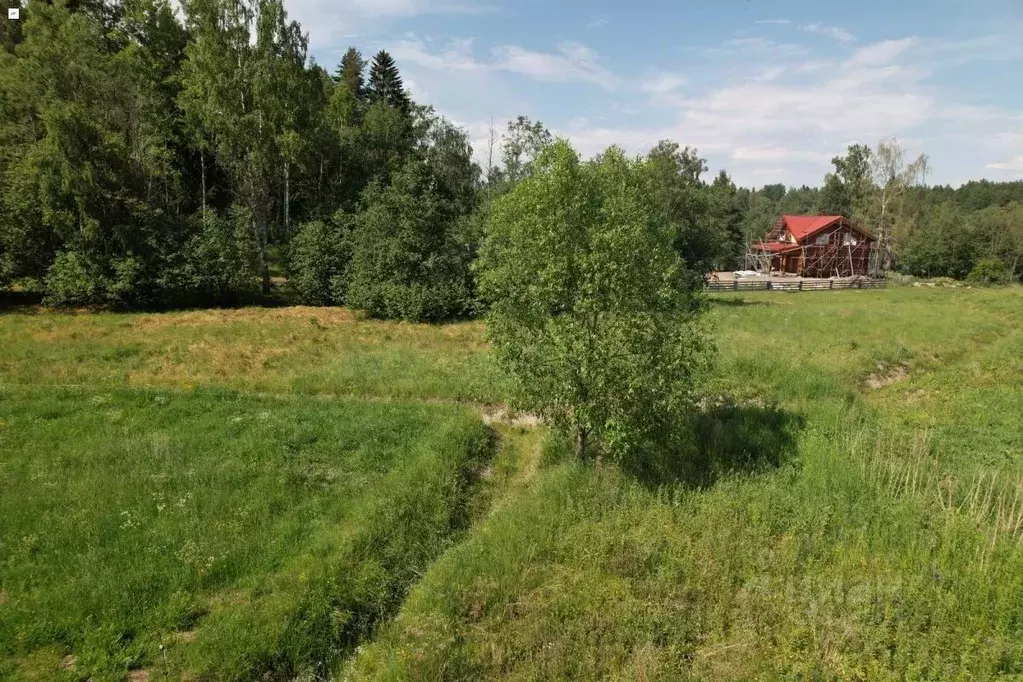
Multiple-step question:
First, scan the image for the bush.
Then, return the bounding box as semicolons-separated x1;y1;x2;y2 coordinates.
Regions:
288;215;351;306
967;257;1008;285
158;211;259;306
43;251;105;307
477;141;711;460
346;162;474;322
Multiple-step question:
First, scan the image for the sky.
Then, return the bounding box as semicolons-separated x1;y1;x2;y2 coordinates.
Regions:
283;0;1023;188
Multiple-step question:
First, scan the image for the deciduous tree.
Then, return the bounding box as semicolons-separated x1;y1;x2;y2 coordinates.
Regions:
478;141;710;460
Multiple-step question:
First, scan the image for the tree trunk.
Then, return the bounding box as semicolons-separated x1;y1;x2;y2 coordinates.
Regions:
576;425;589;460
252;216;271;294
284;163;290;235
201;150;207;223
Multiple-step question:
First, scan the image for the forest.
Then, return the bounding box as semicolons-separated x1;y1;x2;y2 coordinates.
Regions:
2;0;1022;318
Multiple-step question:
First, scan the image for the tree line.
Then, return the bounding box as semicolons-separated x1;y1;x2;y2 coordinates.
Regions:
1;0;1020;318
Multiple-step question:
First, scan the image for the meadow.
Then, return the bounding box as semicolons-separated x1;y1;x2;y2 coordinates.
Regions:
1;286;1022;680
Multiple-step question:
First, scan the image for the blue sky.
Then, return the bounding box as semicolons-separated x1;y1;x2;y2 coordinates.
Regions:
284;0;1023;187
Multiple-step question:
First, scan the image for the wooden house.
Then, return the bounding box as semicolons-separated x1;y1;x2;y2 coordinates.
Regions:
753;215;876;278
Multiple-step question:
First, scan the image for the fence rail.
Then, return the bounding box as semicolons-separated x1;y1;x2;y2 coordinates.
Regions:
705;278;886;293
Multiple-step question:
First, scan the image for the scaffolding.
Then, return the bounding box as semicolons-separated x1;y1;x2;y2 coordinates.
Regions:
744;240;887;279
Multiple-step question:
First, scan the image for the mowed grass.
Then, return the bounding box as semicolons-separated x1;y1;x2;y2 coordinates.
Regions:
0;306;508;403
348;287;1023;680
2;287;1022;680
0;387;491;681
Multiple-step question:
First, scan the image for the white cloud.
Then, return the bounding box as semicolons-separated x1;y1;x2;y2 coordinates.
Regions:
327;0;489;18
491;42;620;90
587;16;608;29
641;71;686;95
732;147;832;163
799;22;856;44
383;37;619;90
755;19;791;25
848;37;920;67
390;38;482;71
280;0;493;51
987;156;1023;172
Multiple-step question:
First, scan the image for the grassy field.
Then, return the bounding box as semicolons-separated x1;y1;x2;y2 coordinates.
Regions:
1;287;1022;680
0;387;493;681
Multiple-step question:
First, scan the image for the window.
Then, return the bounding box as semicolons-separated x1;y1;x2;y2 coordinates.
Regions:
843;234;858;246
815;233;829;245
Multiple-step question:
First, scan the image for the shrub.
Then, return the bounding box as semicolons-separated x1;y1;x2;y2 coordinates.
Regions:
42;251;105;307
967;257;1008;285
346;161;474;322
158;211;259;306
477;141;711;460
288;215;352;306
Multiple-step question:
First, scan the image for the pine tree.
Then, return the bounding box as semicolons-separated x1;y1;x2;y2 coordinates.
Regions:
335;46;365;99
367;50;409;113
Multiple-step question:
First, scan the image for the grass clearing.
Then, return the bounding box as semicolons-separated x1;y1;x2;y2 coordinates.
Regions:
0;387;491;681
2;287;1022;680
0;307;507;403
348;287;1023;680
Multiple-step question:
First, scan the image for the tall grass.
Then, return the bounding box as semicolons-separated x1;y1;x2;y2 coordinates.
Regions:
2;287;1022;680
348;287;1023;680
0;387;492;681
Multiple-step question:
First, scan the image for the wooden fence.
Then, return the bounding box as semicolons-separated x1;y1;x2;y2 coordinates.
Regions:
705;278;887;293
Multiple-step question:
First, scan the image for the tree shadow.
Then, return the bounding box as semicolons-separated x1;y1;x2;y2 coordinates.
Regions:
0;287;297;315
0;290;44;313
621;401;804;489
707;297;769;308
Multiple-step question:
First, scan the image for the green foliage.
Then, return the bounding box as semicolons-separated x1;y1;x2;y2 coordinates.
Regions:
820;143;873;218
899;202;977;279
347;161;475;322
367;50;409;114
478;141;711;459
643;141;719;283
967;257;1008;284
288;215;351;305
499;115;553;186
41;251;105;307
336;46;366;99
158;211;260;305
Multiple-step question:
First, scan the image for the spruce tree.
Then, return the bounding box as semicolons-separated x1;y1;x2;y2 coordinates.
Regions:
336;46;365;99
367;50;409;113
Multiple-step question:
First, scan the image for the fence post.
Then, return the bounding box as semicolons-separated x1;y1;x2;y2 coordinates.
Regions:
798;281;803;291
830;280;834;290
734;280;738;291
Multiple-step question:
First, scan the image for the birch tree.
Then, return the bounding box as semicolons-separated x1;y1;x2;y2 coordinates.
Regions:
870;137;929;270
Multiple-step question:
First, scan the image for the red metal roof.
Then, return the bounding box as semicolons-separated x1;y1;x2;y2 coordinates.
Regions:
778;215;876;243
781;215;844;241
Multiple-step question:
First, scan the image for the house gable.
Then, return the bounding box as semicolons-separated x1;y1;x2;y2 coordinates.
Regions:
768;215;875;245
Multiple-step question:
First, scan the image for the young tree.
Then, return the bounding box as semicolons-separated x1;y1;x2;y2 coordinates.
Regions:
869;137;929;270
345;113;479;320
500;115;552;185
335;46;366;99
367;50;409;113
477;141;711;460
708;170;744;270
643;140;713;287
819;143;873;219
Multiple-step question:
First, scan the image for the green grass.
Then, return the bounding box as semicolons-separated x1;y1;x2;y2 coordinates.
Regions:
0;387;491;681
0;306;507;403
347;287;1023;681
2;287;1022;681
